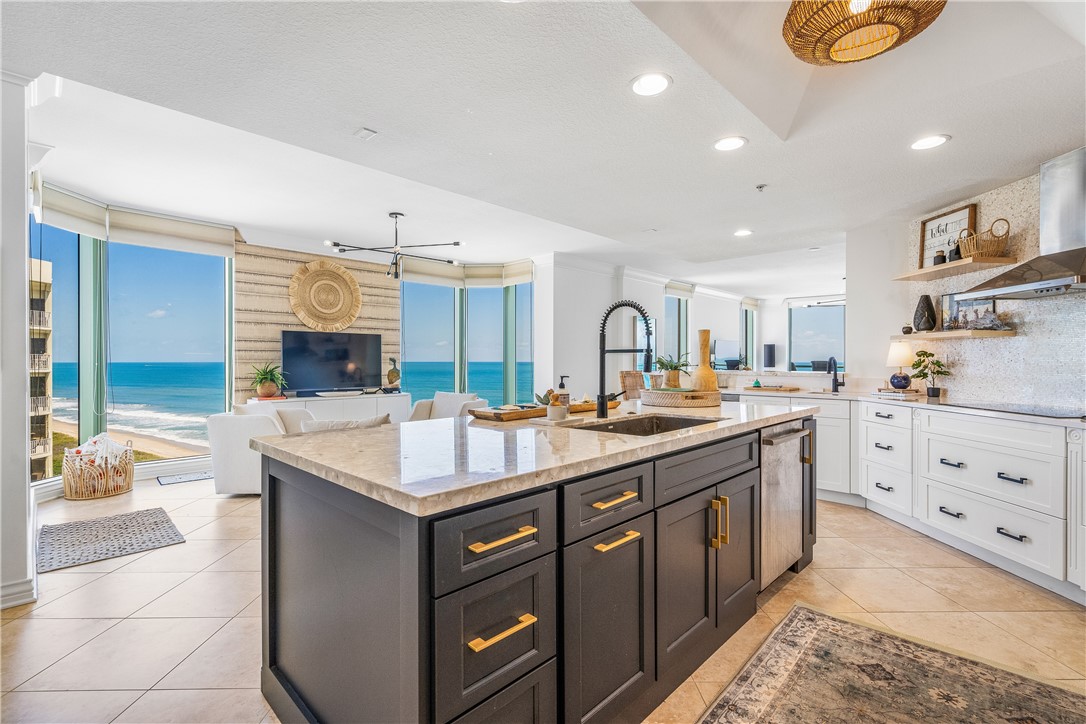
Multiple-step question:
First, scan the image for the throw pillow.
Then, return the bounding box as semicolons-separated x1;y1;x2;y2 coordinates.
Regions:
232;401;286;434
276;407;315;434
429;391;478;419
300;414;391;432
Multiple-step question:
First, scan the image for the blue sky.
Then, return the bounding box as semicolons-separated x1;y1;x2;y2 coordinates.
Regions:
30;218;226;363
401;282;533;363
790;305;845;365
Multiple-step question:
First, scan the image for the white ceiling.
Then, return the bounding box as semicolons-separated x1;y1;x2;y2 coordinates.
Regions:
3;1;1083;299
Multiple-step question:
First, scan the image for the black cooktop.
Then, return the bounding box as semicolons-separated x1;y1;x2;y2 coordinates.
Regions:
940;400;1086;420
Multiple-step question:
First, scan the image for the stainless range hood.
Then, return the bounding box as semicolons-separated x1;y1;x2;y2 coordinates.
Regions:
957;147;1085;301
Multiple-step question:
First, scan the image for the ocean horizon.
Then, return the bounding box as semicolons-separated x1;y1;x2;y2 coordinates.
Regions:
50;360;533;447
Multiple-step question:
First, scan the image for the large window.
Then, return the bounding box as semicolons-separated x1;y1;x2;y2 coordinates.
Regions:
467;287;504;405
514;283;533;404
400;282;457;402
789;304;845;371
662;295;688;364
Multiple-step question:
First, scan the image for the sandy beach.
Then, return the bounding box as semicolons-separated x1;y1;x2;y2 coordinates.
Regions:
52;419;210;459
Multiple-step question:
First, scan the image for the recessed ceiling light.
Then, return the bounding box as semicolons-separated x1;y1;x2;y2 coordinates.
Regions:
734;229;753;237
911;134;950;150
714;136;747;151
630;73;672;96
808;247;821;252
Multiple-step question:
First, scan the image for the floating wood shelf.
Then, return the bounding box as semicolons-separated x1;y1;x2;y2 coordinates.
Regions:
890;329;1017;341
893;257;1016;282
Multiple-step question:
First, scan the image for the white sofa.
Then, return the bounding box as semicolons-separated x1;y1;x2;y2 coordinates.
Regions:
206;403;318;495
408;391;489;421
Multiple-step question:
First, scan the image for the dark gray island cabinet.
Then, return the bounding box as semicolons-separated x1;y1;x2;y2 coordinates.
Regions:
259;418;815;724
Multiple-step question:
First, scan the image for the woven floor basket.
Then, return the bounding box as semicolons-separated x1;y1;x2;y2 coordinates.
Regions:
62;443;134;500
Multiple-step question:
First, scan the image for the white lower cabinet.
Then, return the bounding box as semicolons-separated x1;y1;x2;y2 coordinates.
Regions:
859;419;912;473
814;416;851;494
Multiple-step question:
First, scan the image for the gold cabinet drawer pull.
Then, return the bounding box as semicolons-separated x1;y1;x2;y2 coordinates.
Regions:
711;498;723;549
591;490;637;510
593;529;641;553
718;495;730;546
467;525;537;554
467;613;537;652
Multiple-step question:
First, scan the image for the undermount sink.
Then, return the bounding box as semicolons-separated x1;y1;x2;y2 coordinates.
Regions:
576;414;724;437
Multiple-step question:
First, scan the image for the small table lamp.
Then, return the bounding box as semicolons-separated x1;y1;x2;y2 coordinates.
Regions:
886;342;916;390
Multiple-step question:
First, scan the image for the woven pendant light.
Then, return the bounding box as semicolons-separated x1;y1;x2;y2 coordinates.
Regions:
783;1;947;66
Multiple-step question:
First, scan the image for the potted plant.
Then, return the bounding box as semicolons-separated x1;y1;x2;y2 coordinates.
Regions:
655;353;690;389
252;363;288;398
910;350;950;398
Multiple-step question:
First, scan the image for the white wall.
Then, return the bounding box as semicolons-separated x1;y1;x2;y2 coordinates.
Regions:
758;298;789;371
689;290;740;366
1;74;35;608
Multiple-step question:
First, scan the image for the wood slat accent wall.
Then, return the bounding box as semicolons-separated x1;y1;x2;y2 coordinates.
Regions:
233;244;400;404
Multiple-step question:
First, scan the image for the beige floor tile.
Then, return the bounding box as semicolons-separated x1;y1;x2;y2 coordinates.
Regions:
902;567;1080;611
167;516;218;535
690;611;776;683
118;539;246;573
155;617;261;689
816;523;840;538
0;572;104;619
755;570;796;609
168;498;252;517
873;611;1081;680
47;497;198;520
114;688;270;723
694;681;727;709
816;568;965;612
0;690;142;723
811;537;892;568
829;611;886;628
133;571;260;618
829;516;915;538
977;611;1086;676
760;570;865;614
238;596;262;618
644;680;706;724
227;499;262;517
184;516;261;540
851;537;982;568
16;617;226;691
28;572;191;618
1051;679;1086;695
261;707;282;724
129;480;217;501
1;618;119;691
205;540;261;572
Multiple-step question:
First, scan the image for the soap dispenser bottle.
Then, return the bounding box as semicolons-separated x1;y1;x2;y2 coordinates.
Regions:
557;376;570;407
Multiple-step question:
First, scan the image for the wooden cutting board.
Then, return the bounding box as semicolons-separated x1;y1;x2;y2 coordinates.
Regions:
742;386;802;392
469;400;620;422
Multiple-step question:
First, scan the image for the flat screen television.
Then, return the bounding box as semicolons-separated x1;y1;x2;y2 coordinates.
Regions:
281;330;382;394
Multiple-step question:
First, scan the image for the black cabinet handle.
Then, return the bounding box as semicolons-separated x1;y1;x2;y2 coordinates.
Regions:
940;458;964;469
997;472;1027;485
875;482;894;492
996;527;1027;543
875;412;893;419
874;443;893;451
938;506;963;519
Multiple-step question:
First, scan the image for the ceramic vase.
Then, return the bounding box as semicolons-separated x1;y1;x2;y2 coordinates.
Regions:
664;370;680;389
692;330;719;392
256;381;280;398
913;295;937;332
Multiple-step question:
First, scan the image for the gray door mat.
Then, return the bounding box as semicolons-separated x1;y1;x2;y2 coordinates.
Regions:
36;507;185;573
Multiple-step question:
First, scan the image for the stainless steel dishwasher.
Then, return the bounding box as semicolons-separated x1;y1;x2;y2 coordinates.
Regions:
759;421;809;590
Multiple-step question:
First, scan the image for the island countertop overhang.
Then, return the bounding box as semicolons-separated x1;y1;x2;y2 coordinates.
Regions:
250;400;819;517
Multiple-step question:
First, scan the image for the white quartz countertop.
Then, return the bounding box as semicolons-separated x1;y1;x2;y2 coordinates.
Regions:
250;401;819;516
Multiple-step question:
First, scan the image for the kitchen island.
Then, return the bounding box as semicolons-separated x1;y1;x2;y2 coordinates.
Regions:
252;401;817;724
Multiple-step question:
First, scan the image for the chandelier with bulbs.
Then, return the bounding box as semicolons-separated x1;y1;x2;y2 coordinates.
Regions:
324;212;461;280
782;0;947;66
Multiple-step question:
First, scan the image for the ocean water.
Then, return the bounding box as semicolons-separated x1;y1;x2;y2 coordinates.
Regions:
52;362;225;446
401;361;534;406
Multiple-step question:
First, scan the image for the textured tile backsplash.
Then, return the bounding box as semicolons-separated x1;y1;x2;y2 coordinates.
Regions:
903;174;1086;407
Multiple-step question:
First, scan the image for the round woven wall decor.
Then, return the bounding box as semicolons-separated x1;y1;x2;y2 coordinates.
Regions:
288;260;362;332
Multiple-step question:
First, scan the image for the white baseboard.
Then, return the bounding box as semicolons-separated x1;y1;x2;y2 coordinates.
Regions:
31;456;213;504
816;490;866;507
1;577;37;609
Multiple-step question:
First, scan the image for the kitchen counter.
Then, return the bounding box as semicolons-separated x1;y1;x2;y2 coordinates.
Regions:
251;400;818;516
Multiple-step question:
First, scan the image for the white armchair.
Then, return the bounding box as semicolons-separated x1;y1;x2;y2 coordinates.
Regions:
206;404;315;495
408;391;489;421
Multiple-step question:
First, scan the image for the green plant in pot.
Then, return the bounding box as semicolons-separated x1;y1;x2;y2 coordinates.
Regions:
655;353;690;389
910;350;950;398
252;363;288;398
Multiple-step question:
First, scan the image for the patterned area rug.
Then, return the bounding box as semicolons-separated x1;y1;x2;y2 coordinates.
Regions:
36;508;185;573
157;470;213;486
701;606;1085;723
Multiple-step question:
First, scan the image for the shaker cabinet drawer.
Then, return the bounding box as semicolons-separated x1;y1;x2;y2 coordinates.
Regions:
920;435;1065;517
859;422;912;472
921;479;1065;579
450;659;558;724
654;433;758;505
860;402;912;429
434;554;557;723
860;459;912;516
562;463;654;544
433;491;556;597
919;409;1066;455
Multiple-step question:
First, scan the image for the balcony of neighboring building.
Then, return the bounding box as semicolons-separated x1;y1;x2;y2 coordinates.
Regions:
28;258;52;286
30;395;51;416
29;309;52;330
30;437;51;458
30;353;51;373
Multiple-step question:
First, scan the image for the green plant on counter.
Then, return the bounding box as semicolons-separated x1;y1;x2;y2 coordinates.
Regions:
910;350;951;385
251;362;288;390
655;353;690;372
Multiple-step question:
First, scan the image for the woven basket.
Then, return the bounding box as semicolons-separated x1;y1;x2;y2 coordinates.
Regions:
956;218;1010;258
62;442;134;500
640;389;721;408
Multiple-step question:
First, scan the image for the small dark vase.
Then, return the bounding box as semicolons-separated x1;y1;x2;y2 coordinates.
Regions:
926;386;941;399
933;251;947;265
947;243;962;262
913;295;937;332
901;324;913;335
890;372;912;390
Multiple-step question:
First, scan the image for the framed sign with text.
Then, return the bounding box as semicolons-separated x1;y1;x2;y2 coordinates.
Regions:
919;204;976;268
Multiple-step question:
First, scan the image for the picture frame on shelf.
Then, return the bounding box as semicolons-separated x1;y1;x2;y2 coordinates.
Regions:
940;294;1004;330
919;204;976;269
